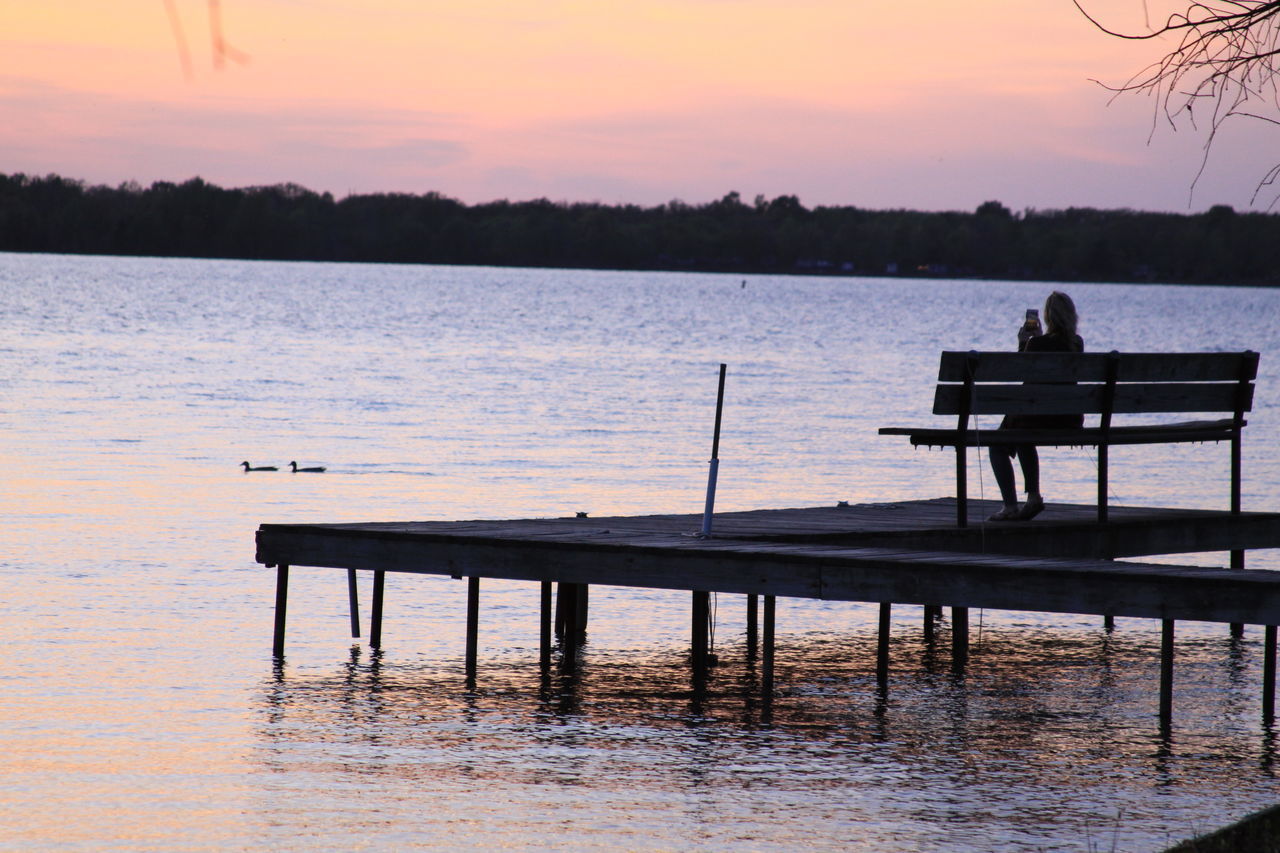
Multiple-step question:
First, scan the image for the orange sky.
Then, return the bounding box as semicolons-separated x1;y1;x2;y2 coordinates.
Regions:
3;1;1276;211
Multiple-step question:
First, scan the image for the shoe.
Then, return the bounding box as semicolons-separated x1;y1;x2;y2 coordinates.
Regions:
987;506;1020;522
1015;496;1045;521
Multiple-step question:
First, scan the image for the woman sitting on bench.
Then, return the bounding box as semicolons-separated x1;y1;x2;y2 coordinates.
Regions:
988;290;1084;522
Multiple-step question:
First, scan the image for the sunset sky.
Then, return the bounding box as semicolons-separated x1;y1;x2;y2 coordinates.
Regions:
4;1;1278;212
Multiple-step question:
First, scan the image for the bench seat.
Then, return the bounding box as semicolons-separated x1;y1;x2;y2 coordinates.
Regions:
879;418;1244;449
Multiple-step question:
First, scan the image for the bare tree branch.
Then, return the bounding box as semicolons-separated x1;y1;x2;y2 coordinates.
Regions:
1076;1;1280;205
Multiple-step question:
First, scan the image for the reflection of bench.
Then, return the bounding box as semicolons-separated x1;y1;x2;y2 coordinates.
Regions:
878;351;1258;530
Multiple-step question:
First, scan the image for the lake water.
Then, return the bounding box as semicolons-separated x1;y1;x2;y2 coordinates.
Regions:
3;251;1279;851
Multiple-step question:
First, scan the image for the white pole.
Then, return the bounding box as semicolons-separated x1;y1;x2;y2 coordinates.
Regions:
700;364;727;537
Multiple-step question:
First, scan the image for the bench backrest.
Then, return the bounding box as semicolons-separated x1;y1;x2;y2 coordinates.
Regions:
933;351;1257;418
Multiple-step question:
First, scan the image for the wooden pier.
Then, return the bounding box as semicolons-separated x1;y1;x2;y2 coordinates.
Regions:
257;497;1280;728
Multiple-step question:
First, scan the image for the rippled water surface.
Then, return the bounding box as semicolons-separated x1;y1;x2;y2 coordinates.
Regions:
3;252;1279;851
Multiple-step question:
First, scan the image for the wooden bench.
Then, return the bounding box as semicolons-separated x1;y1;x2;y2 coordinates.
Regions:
879;350;1258;534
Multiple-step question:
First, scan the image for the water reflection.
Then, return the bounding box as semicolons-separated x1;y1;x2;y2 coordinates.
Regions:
255;624;1277;851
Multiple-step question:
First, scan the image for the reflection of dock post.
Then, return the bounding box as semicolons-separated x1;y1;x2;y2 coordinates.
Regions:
465;576;479;681
1160;619;1175;731
1265;625;1277;724
951;606;969;670
370;570;386;650
762;595;776;700
876;602;891;684
272;564;289;659
347;569;361;639
746;594;759;659
539;581;552;669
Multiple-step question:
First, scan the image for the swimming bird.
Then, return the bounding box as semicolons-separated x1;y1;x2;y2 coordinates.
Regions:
241;461;278;471
289;461;326;473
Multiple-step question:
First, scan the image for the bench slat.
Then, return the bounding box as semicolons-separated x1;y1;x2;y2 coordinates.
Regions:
933;382;1253;416
938;351;1257;383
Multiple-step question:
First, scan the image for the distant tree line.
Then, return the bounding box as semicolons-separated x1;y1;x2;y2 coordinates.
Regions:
2;172;1279;285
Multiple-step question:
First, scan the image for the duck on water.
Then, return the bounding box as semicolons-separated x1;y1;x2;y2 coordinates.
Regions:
289;461;326;473
241;461;278;472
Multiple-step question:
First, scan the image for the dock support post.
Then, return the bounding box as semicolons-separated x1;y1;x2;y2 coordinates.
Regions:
370;570;386;650
1160;619;1175;731
539;581;552;670
347;569;361;639
577;584;589;642
1265;625;1277;724
762;595;776;700
746;594;759;659
952;606;969;670
465;576;479;681
554;583;565;638
692;591;709;680
923;605;941;642
559;583;579;670
877;603;891;684
272;564;289;659
1104;614;1115;633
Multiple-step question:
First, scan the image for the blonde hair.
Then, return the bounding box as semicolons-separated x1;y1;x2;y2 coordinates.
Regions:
1044;290;1078;338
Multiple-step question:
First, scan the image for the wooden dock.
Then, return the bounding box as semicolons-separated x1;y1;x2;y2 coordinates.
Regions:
257;497;1280;727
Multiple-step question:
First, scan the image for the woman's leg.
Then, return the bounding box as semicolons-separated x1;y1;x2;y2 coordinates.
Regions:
988;445;1019;509
1015;445;1045;519
1016;445;1041;500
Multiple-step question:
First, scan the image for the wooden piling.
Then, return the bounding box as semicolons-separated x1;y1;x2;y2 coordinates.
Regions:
1104;614;1115;632
554;582;566;638
539;581;552;669
1160;619;1175;731
923;604;940;642
692;591;709;679
877;602;891;683
465;576;479;680
272;564;289;659
370;569;386;650
560;582;579;670
746;593;759;659
762;595;776;699
952;606;969;670
576;583;589;641
347;569;361;639
1265;625;1277;724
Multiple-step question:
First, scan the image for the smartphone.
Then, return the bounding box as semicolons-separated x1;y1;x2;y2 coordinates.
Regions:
1024;308;1039;328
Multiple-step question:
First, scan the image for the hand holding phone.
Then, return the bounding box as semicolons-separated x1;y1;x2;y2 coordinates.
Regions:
1019;308;1041;345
